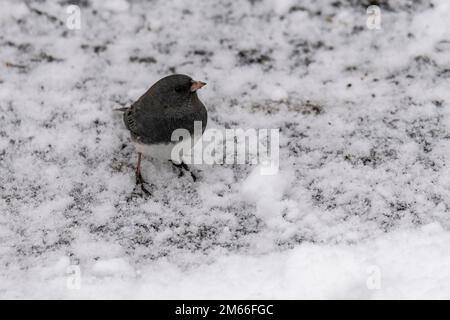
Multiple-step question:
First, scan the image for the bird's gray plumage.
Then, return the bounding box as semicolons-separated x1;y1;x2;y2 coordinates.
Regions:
123;74;207;145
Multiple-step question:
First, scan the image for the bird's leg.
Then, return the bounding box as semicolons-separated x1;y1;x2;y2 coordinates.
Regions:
135;152;151;195
170;161;197;182
170;161;184;177
135;152;144;184
181;162;197;182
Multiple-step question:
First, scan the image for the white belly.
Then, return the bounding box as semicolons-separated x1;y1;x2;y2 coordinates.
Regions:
132;127;204;163
133;138;199;163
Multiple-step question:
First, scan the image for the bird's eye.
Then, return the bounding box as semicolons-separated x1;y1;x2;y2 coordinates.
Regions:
174;85;185;93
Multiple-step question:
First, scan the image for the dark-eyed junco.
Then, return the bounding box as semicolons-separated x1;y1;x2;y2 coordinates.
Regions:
117;74;207;194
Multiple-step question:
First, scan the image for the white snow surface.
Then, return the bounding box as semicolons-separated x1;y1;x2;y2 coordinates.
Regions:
1;0;450;299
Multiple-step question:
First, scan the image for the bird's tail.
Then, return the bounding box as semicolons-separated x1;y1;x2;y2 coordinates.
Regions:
113;107;129;112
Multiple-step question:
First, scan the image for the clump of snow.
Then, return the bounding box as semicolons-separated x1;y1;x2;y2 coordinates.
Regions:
92;258;134;277
92;0;130;13
1;0;450;298
241;166;293;228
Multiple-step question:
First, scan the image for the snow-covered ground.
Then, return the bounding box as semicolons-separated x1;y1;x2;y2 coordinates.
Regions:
1;0;450;299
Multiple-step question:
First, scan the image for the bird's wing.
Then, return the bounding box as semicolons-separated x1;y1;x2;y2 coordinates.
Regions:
123;93;206;144
123;106;140;136
123;96;166;141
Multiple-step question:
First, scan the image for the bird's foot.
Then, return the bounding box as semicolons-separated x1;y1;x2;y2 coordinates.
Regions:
133;171;152;196
170;161;197;182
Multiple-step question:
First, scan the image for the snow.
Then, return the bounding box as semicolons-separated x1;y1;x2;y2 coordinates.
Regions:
1;0;450;299
3;224;450;299
241;166;293;228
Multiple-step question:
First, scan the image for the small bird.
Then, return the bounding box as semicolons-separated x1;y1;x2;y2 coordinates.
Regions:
117;74;207;195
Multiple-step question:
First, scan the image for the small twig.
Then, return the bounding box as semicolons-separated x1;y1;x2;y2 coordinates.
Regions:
5;62;27;69
25;2;64;26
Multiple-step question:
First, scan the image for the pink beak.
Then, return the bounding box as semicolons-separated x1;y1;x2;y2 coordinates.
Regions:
190;80;207;92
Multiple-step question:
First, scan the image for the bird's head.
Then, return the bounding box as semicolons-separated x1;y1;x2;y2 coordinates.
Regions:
154;74;206;98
